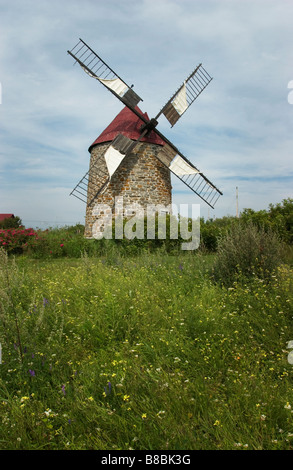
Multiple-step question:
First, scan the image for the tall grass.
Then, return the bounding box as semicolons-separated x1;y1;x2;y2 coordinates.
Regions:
0;249;292;450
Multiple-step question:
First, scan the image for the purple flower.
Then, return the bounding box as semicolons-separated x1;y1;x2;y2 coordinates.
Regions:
62;384;66;396
29;369;35;376
104;381;112;396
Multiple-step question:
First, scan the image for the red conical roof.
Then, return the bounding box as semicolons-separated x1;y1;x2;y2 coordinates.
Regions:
88;106;165;152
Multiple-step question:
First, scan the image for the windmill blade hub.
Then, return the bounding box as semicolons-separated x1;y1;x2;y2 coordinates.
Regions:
140;118;158;135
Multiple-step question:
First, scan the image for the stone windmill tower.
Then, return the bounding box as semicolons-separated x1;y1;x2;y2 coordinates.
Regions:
68;39;222;239
84;106;171;238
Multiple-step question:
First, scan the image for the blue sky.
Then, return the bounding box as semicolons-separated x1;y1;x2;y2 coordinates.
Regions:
0;0;293;228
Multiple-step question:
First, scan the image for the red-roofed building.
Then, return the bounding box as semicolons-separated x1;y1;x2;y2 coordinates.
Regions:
0;214;14;222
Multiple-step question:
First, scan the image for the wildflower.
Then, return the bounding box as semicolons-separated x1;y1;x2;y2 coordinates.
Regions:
62;385;66;396
284;402;291;410
60;244;64;247
141;413;147;419
213;420;220;426
88;396;94;401
104;382;112;396
20;396;30;403
123;394;130;402
28;369;35;376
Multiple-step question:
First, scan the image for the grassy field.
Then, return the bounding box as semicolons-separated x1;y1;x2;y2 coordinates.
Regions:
0;248;293;450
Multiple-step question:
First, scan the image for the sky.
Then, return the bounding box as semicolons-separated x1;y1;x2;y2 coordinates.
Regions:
0;0;293;229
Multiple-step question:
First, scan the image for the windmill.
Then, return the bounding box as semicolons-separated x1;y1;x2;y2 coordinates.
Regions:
67;38;222;237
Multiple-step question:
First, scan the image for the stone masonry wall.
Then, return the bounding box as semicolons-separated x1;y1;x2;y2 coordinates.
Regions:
84;141;172;238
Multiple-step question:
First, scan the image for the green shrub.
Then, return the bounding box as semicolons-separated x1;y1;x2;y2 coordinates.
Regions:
199;220;221;251
240;198;293;245
199;216;237;252
211;221;283;286
0;216;22;229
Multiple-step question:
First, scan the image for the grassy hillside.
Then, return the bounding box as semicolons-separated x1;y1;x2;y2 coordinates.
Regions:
0;248;293;450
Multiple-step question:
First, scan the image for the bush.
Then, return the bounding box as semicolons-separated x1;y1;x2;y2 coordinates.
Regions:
0;216;22;229
199;216;237;252
240;198;293;245
0;227;44;255
211;221;283;286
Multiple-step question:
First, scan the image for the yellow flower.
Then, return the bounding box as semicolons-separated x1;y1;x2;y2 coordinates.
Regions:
213;420;220;426
88;396;94;401
142;413;147;419
123;395;130;402
20;396;30;403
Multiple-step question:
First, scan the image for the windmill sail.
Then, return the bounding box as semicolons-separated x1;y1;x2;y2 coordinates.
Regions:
169;155;199;176
68;39;142;109
70;134;140;205
104;134;139;178
70;158;109;205
156;64;213;126
104;146;125;179
155;143;222;209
